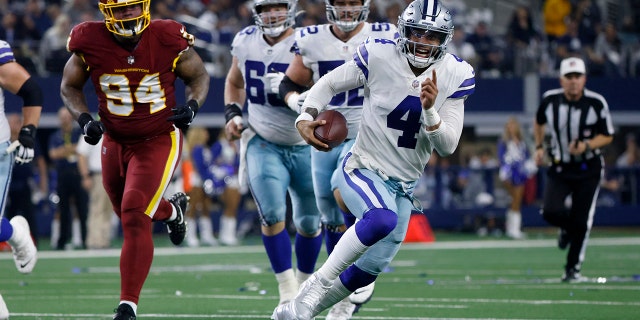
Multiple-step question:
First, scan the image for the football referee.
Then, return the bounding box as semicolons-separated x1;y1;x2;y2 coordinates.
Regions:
533;57;614;282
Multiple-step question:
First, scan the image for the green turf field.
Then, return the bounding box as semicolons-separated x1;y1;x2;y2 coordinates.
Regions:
1;229;639;319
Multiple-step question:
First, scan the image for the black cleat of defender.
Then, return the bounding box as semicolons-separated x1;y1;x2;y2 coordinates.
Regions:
166;192;188;245
113;304;136;320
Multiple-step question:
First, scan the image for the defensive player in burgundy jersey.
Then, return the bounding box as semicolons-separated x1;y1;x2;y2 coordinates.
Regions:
273;0;474;318
60;0;209;319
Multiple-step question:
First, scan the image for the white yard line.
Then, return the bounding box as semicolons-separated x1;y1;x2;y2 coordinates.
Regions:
2;237;639;260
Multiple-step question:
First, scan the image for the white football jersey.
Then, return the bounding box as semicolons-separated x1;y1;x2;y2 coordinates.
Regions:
0;40;13;143
293;22;398;139
347;39;475;182
230;26;304;146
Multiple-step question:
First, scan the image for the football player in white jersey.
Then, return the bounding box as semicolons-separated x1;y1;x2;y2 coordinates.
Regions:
272;1;397;317
224;0;323;308
0;40;42;319
273;0;475;318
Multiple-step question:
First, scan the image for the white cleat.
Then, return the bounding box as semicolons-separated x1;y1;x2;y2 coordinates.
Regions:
272;273;331;320
9;216;37;274
349;281;375;305
0;293;8;320
326;297;357;320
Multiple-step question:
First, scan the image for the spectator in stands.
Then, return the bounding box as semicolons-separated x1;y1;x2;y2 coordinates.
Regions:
572;0;602;48
497;117;535;239
24;0;54;37
0;10;41;74
555;18;584;71
543;0;572;44
48;107;88;250
38;14;72;75
183;126;218;247
448;28;478;70
76;133;113;250
593;22;627;78
617;132;640;168
466;20;504;78
62;0;99;26
615;132;640;204
454;147;497;210
151;0;179;19
505;5;542;76
210;130;242;246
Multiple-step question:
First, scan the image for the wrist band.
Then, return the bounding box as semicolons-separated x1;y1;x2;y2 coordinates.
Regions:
423;107;441;127
536;144;543;150
224;103;242;123
286;93;300;111
295;112;314;128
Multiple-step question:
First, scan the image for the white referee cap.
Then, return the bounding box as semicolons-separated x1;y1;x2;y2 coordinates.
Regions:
560;57;586;76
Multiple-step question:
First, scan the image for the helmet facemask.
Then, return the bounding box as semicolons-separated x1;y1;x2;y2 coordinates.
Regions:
325;0;370;32
99;0;151;37
252;0;297;37
397;0;454;68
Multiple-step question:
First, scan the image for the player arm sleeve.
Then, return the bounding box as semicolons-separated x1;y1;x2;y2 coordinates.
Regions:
301;60;365;115
426;98;464;157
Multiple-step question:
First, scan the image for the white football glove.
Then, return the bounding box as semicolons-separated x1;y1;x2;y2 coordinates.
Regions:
265;71;285;95
286;91;308;114
6;140;34;164
6;125;37;164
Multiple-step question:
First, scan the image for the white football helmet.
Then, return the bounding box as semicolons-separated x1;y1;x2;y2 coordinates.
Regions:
252;0;297;37
397;0;454;68
325;0;370;32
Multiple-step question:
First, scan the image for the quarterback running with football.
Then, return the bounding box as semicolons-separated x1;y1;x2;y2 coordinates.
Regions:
274;0;397;317
224;0;323;310
60;0;210;319
273;0;475;318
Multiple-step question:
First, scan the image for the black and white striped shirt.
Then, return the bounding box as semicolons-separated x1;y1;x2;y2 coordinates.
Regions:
536;88;614;164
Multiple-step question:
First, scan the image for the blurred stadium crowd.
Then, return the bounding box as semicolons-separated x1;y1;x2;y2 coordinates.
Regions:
2;0;640;78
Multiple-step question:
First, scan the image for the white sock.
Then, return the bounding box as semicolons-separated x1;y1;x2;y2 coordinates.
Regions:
275;268;298;304
296;270;312;286
50;219;60;248
72;218;82;246
120;300;137;315
317;226;368;281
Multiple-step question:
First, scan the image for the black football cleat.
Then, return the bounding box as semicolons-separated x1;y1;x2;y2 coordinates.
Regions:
166;192;189;245
113;304;136;320
562;268;587;283
558;229;570;250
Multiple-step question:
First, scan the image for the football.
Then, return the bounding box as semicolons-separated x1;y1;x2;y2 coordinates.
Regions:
313;110;348;149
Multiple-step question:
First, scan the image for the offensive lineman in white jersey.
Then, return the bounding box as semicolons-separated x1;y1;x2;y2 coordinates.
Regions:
223;0;323;309
273;0;475;318
0;39;42;319
271;1;398;317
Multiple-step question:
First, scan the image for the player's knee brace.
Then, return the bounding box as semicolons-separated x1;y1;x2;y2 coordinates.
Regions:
355;208;397;246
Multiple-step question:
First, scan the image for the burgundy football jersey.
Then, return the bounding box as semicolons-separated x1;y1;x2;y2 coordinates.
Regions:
68;20;193;143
